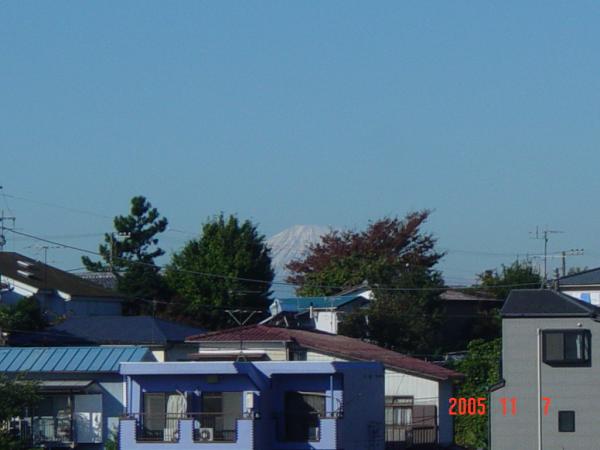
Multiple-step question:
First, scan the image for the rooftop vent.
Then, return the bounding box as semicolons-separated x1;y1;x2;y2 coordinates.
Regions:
17;270;35;278
17;260;34;269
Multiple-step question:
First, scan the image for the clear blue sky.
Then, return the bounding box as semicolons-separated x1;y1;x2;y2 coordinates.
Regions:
2;1;600;285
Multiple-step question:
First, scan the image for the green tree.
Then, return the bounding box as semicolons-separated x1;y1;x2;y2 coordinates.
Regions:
165;214;273;329
477;260;542;300
287;211;443;296
0;297;47;332
451;338;501;449
342;284;444;355
82;195;168;314
0;375;40;449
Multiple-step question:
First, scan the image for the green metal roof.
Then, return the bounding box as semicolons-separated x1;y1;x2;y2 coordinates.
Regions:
0;346;153;373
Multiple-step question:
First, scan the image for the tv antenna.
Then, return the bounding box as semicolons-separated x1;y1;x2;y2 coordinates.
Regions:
226;309;259;362
529;226;564;286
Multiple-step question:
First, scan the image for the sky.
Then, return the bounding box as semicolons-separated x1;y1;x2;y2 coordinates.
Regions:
1;1;600;286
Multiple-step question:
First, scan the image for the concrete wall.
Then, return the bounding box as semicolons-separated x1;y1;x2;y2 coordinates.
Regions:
491;317;599;450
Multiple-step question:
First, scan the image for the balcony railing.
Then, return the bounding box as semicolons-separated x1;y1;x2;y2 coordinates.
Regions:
190;412;237;442
136;413;185;442
385;424;438;449
11;416;73;446
131;413;240;443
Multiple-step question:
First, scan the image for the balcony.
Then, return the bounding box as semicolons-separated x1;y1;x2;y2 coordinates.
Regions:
12;416;74;447
120;413;254;449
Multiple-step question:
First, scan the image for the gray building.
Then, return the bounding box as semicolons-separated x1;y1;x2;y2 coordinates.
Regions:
491;289;599;450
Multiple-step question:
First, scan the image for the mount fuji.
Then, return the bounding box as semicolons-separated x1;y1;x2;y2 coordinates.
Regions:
267;225;330;296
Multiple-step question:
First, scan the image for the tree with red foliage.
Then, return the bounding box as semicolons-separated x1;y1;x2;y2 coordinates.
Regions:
286;211;444;296
287;211;446;355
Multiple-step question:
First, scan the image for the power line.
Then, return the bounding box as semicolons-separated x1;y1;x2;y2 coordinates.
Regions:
4;227;542;292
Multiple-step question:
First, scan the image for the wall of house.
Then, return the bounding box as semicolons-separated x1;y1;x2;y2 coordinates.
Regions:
384;369;453;445
491;317;600;450
165;343;198;361
197;341;288;361
560;287;600;306
334;362;385;450
314;311;338;333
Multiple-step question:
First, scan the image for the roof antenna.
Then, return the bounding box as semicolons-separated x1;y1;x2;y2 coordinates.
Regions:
226;309;258;362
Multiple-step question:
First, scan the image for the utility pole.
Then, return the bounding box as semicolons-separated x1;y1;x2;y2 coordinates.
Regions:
530;248;584;280
39;245;61;288
530;226;564;287
0;210;16;252
560;249;584;277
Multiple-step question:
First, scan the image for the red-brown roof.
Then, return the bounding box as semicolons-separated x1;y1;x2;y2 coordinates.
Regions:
187;325;462;381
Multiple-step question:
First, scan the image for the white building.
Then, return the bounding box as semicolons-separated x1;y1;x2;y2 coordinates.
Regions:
559;267;600;305
266;286;373;334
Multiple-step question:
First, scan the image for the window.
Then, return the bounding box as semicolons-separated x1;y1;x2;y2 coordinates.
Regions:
283;392;326;442
542;330;590;366
142;392;186;441
196;392;242;442
34;395;72;444
385;397;413;443
558;411;575;432
290;349;307;361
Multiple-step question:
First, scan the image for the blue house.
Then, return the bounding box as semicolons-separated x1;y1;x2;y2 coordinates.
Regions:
0;346;155;449
119;360;385;450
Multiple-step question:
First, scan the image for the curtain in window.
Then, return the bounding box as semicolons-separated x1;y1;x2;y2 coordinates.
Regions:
165;394;186;441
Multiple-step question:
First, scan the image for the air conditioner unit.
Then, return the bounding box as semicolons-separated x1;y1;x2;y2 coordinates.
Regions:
198;427;214;442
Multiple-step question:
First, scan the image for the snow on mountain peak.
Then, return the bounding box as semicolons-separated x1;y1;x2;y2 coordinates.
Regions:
267;225;330;281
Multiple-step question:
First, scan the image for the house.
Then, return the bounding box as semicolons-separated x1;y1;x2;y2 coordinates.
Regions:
7;315;205;361
0;252;124;316
266;286;501;343
559;267;600;305
266;287;373;334
0;345;155;449
118;360;385;450
490;289;600;450
439;289;503;350
186;324;462;448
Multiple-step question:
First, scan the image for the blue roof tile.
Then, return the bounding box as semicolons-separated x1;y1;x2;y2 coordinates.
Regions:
0;346;153;373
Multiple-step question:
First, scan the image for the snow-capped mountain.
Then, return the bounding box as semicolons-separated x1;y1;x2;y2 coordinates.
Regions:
267;225;330;292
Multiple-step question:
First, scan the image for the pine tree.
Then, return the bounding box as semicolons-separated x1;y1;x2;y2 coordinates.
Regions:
82;195;168;314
